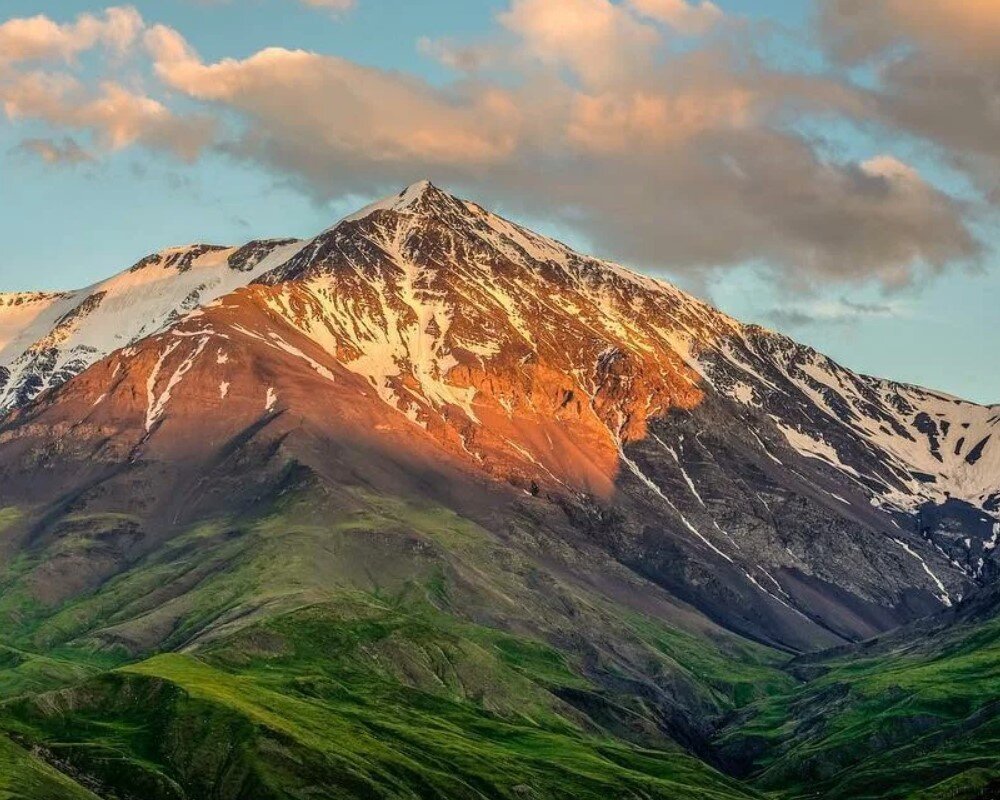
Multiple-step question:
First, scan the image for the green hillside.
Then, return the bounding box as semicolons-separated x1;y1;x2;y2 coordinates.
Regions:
3;481;1000;798
0;485;789;799
0;599;767;800
717;590;1000;799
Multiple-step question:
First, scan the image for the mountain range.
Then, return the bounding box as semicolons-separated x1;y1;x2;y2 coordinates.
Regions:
0;181;997;799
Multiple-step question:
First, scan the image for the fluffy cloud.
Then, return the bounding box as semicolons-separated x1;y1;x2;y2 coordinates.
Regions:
499;0;660;88
0;8;214;159
145;25;520;168
1;71;215;159
138;4;982;288
487;133;978;288
0;6;142;66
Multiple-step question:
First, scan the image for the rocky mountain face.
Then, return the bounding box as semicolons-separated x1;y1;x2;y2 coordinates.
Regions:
1;181;998;654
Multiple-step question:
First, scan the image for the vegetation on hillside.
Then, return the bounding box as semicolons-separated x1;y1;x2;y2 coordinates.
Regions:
2;487;999;799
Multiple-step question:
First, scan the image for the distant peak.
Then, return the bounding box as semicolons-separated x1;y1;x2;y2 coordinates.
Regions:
127;244;231;274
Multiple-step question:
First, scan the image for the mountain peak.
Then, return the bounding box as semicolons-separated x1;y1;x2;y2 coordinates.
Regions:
336;180;458;226
401;178;435;196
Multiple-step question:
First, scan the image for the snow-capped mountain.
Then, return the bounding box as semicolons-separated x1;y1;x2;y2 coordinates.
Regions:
1;181;997;651
0;239;305;412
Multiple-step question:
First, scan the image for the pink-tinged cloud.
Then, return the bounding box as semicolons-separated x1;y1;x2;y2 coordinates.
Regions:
566;87;754;153
0;6;143;66
499;0;660;88
140;15;979;289
145;25;521;166
0;2;984;291
1;71;214;160
0;6;212;159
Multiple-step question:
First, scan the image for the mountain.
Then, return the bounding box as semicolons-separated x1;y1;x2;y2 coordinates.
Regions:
0;181;998;799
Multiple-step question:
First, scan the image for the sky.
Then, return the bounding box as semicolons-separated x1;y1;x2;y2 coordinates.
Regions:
1;0;998;402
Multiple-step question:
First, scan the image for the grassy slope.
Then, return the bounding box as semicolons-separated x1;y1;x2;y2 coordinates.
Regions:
0;599;766;800
0;733;100;800
11;477;999;800
4;479;1000;799
717;598;1000;799
0;489;791;798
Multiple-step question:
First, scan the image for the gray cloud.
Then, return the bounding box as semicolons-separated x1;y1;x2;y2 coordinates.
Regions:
15;136;94;165
820;0;1000;202
765;296;904;329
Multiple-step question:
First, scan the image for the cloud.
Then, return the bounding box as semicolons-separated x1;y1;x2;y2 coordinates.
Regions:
0;8;214;160
820;0;1000;201
502;132;978;289
1;71;215;159
820;0;1000;65
137;9;980;290
498;0;660;89
15;136;94;165
0;6;143;66
766;297;905;329
627;0;723;35
145;25;521;167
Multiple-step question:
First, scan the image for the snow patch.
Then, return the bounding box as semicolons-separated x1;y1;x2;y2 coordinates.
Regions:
891;537;952;607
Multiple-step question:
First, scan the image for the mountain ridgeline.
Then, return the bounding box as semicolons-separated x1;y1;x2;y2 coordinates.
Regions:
0;181;998;799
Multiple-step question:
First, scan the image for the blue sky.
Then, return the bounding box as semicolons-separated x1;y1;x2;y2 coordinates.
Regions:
1;0;997;401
